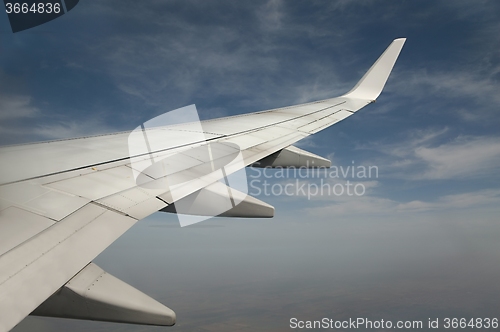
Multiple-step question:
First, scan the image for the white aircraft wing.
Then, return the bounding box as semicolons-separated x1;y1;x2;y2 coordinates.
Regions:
0;38;405;331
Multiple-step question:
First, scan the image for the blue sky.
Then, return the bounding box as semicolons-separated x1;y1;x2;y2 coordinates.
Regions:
2;1;500;331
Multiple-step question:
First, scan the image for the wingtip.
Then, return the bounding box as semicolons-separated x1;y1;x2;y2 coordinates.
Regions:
342;38;406;101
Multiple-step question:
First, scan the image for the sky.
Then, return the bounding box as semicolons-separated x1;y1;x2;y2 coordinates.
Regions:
2;0;500;331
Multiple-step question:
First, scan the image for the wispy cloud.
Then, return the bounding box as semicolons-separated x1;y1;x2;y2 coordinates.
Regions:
401;69;500;106
63;0;372;117
0;95;39;120
32;119;118;140
414;136;500;180
362;128;500;180
398;189;500;212
307;188;500;217
257;0;285;31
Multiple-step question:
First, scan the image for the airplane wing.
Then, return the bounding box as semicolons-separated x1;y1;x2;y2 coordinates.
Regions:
0;38;405;331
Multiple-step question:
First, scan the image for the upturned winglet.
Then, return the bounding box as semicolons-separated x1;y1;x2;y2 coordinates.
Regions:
343;38;406;101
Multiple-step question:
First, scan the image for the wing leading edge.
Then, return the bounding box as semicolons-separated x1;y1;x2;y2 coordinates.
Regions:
0;38;405;331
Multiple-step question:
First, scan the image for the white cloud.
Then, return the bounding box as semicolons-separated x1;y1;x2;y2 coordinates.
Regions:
403;69;500;105
363;129;500;180
0;95;39;120
399;189;500;212
307;189;500;217
414;136;500;179
257;0;285;31
33;119;116;140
